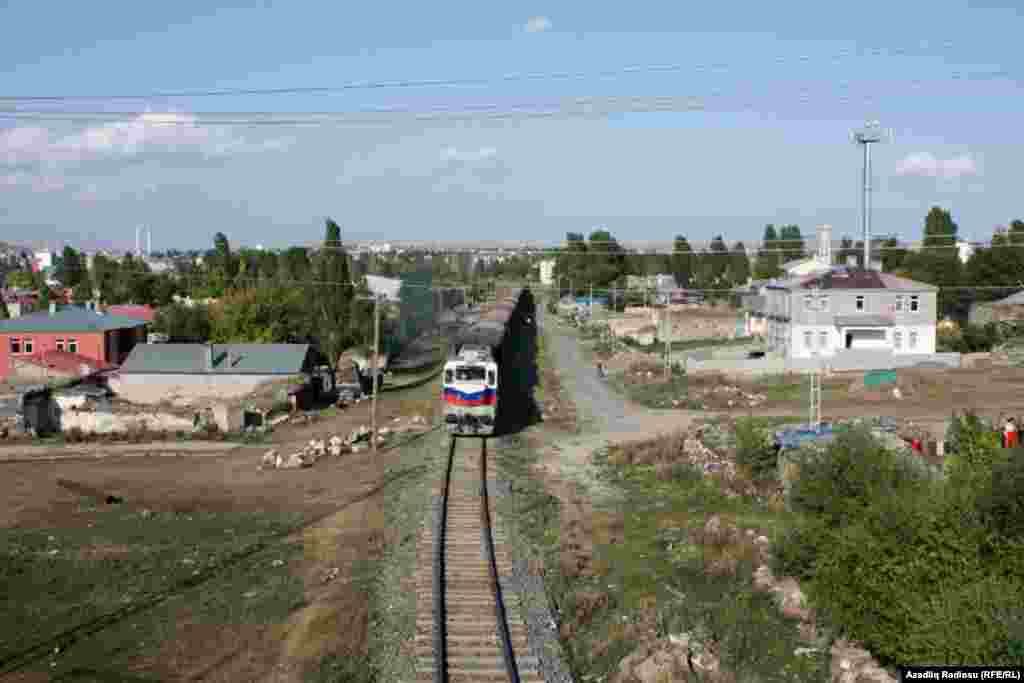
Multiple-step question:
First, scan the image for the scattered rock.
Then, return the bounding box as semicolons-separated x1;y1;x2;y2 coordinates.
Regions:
260;450;278;469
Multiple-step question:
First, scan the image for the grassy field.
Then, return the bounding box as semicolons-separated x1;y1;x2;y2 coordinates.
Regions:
1;499;306;679
503;432;829;682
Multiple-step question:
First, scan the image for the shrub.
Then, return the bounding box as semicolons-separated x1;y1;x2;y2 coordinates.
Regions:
945;411;1002;481
788;427;929;527
976;448;1024;542
770;516;836;582
733;417;777;481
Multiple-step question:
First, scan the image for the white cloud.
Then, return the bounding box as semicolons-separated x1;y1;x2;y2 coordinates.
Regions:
895;152;978;180
524;16;552;33
1;113;294;168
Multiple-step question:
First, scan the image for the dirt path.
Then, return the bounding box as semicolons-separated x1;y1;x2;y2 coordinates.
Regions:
528;310;714;507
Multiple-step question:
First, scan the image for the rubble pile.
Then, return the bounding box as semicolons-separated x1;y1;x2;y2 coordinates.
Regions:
693;383;767;409
680;431;738;480
259;414;430;470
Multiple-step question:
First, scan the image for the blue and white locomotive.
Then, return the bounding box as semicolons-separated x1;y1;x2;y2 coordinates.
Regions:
442;344;498;435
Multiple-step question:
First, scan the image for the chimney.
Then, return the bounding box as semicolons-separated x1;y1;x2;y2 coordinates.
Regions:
206;344;214;372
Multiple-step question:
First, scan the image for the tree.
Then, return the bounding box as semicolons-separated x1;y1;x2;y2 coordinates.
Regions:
5;270;38;290
211;287;311;344
54;246;84;288
880;236;907;272
706;235;730;284
670;235;695;288
38;283;52;309
314;218;354;368
753;224;782;280
90;253;119;304
728;241;751;286
153;303;213;342
554;232;588;296
902;207;963;317
72;271;94;304
778;225;806;264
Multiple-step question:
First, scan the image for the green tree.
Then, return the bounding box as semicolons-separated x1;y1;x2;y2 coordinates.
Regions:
670;235;695;288
902;207;963;317
728;241;751;286
705;235;730;286
38;283;52;309
315;218;354;368
778;225;806;263
5;270;38;289
72;271;94;304
879;236;907;272
90;253;117;303
153;302;213;342
55;246;84;288
554;232;588;296
753;224;782;280
211;286;311;343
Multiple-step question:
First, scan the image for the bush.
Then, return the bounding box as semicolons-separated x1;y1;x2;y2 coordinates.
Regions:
976;448;1024;542
788;428;929;527
733;417;778;481
945;411;1001;470
770;516;836;582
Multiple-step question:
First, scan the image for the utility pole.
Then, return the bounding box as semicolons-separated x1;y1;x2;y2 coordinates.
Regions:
851;121;892;269
371;291;381;455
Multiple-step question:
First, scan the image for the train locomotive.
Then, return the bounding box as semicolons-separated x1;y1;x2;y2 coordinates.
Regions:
443;288;532;437
442;344;499;435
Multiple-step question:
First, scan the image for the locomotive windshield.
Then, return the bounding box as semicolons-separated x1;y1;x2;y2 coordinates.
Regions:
455;365;486;382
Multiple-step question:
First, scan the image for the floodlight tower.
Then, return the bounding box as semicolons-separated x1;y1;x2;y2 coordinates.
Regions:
850;121;892;269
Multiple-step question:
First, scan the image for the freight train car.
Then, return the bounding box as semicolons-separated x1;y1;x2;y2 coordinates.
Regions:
442;288;535;436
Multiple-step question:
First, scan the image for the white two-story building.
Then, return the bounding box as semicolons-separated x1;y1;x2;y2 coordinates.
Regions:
749;267;938;361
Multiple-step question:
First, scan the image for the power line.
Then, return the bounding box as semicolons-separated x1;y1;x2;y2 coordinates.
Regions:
0;43;996;102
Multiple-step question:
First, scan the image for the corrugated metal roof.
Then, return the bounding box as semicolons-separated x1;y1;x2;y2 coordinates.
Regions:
120;343;311;375
0;307;147;333
991;289;1024;305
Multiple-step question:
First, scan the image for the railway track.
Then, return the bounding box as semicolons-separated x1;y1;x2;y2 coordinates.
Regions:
415;437;543;682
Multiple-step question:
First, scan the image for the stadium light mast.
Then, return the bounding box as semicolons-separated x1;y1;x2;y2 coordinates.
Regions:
850;121;892;269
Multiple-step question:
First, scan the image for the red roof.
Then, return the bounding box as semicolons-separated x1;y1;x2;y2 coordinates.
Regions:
105;304;157;322
16;350;111;375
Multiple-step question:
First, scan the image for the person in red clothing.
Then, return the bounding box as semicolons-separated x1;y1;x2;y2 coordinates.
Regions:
1005;417;1019;449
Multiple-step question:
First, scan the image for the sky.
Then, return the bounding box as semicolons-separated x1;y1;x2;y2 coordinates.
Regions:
0;0;1022;251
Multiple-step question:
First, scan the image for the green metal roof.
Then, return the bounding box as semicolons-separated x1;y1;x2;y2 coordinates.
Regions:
119;343;312;375
0;308;148;333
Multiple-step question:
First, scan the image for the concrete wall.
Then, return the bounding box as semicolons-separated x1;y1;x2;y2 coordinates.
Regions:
111;373;287;404
60;410;195;434
689;350;960;375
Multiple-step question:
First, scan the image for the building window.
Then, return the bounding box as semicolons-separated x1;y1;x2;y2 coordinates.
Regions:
56;338;65;352
68;339;78;354
855;295;865;311
910;295;920;313
9;337;20;354
819;331;828;348
804;294;814;310
819;295;830;312
895;296;904;312
23;338;33;354
894;331;903;350
909;331;918;349
804;331;813;349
